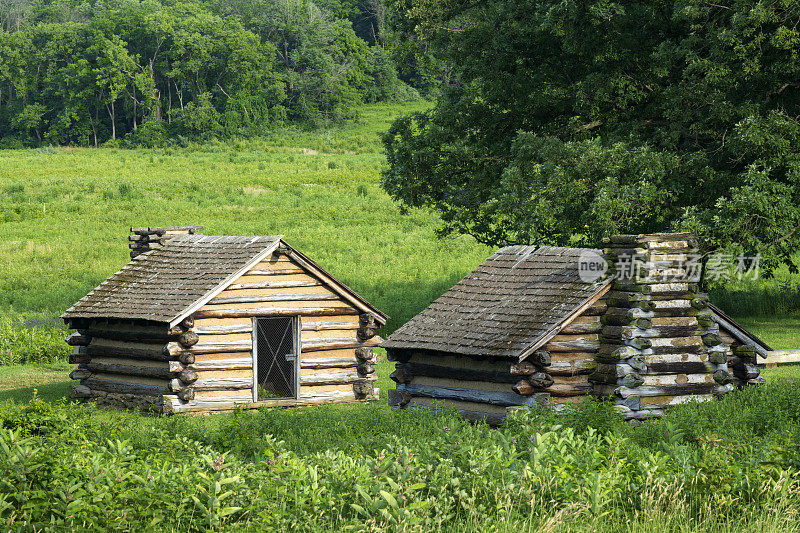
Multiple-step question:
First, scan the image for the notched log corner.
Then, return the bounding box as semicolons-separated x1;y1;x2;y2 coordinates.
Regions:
357;313;379;341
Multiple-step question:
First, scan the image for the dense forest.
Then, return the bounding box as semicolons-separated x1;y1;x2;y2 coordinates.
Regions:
0;0;439;146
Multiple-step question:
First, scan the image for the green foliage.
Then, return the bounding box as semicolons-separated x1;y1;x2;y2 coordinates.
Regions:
125;116;167;148
0;0;420;146
208;0;416;123
383;0;800;273
710;260;800;317
171;93;223;140
634;380;800;446
0;315;69;365
1;386;800;530
384;0;451;95
0;394;68;436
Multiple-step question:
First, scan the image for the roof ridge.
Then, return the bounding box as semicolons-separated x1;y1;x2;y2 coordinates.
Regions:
495;244;604;255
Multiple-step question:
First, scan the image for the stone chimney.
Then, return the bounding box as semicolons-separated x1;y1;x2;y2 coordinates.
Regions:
591;233;733;422
129;226;203;259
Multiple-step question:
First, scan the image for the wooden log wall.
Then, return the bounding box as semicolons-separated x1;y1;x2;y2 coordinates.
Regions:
67;249;383;413
590;234;734;422
387;350;544;425
541;302;604;404
726;342;766;387
386;298;608;424
66;316;196;412
129;226;203;259
171;251;381;412
502;302;606;412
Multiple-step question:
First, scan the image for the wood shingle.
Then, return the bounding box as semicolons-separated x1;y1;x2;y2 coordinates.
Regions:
62;235;281;324
382;245;610;358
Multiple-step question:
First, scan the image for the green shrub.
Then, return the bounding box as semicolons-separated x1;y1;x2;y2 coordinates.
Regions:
0;390;799;530
126;117;167;148
0;315;69;365
633;382;800;448
171;93;225;141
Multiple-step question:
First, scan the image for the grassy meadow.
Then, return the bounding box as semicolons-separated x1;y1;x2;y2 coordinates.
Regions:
2;101;800;531
0;101;488;332
2;368;800;531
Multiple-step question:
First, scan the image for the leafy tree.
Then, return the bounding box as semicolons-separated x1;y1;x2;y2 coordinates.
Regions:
206;0;409;121
172;91;221;138
0;0;414;144
382;0;800;271
0;0;288;144
0;0;32;32
10;103;45;141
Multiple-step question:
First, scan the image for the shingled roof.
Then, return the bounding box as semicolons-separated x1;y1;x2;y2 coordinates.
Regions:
382;246;610;360
62;235;282;325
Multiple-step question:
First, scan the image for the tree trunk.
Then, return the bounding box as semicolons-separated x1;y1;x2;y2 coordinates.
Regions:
132;84;137;130
89;109;98;148
107;100;116;140
149;58;162;120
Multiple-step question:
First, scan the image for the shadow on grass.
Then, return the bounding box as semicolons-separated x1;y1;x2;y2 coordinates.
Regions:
0;380;70;404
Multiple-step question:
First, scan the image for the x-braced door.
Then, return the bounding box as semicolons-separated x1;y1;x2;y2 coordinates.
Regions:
252;316;300;401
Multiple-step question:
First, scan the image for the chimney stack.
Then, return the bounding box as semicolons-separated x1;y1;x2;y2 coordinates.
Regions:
129;226;203;258
591;233;733;422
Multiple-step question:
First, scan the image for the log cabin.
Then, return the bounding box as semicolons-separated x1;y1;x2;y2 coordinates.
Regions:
62;226;387;414
384;233;770;424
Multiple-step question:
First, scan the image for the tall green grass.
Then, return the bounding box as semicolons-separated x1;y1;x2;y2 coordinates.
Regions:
0;313;68;365
710;267;800;318
1;384;800;531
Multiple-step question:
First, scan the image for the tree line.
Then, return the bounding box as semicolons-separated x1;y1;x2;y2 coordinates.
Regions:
0;0;432;147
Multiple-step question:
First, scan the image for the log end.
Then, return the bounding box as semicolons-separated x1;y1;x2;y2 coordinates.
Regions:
178;388;195;401
179;369;199;384
512;379;535;396
389;365;413;384
353;380;375;399
70;384;92;399
388;388;411;407
178;331;200;348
